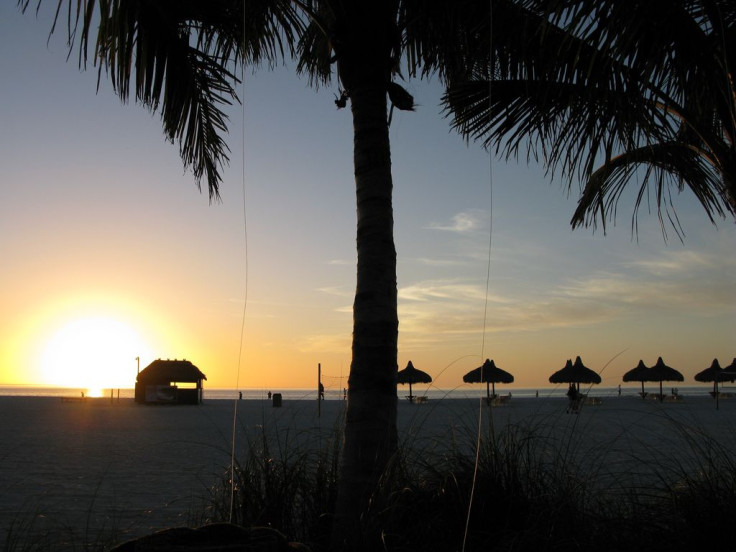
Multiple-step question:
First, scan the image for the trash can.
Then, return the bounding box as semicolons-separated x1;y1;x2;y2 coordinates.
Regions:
272;393;282;407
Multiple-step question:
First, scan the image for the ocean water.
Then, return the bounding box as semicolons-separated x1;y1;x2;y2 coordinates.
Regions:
0;384;716;400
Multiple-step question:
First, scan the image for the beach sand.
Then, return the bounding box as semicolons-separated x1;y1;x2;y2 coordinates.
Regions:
1;393;735;548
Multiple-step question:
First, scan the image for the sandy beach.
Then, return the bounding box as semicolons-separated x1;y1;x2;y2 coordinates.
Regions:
1;393;735;548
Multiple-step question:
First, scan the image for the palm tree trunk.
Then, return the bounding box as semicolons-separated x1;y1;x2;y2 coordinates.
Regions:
331;83;399;550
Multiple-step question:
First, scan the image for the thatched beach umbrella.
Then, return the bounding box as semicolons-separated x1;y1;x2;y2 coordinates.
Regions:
721;358;736;382
694;358;730;396
623;360;650;398
549;356;601;391
646;357;683;401
397;361;432;402
463;359;514;401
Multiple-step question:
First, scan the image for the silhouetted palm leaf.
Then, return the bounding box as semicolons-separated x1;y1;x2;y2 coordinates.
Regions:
444;0;736;237
20;0;304;200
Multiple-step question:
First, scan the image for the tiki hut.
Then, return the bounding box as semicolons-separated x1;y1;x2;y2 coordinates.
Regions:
549;356;601;389
463;359;514;401
694;358;726;396
646;357;683;402
135;359;207;404
397;361;432;403
623;360;650;398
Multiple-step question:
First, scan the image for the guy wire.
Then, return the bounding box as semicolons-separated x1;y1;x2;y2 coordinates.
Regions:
230;1;249;523
462;1;493;550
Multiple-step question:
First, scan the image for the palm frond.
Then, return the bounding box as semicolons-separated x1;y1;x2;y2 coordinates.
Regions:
572;142;726;239
21;0;305;199
295;2;334;88
401;0;490;84
442;0;736;233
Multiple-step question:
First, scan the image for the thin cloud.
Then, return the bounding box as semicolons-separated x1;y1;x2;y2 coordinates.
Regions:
399;279;508;303
395;245;736;344
627;249;729;275
561;247;736;314
426;210;488;233
411;256;468;267
317;286;353;298
561;273;735;313
297;332;351;354
401;290;618;332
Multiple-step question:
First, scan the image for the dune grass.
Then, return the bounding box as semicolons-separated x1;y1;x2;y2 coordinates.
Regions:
4;503;123;552
201;416;342;546
198;406;736;552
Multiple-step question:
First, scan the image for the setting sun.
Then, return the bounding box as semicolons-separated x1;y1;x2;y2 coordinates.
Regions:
41;317;151;391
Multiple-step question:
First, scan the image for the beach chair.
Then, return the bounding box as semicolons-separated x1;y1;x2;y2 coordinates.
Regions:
663;394;684;402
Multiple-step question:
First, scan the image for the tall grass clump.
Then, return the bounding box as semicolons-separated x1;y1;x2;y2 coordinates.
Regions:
201;405;736;552
4;511;52;552
358;420;631;552
365;410;736;552
202;420;341;548
631;419;736;551
3;503;123;552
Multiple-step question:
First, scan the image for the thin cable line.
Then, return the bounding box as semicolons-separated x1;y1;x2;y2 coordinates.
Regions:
229;2;249;523
462;1;493;549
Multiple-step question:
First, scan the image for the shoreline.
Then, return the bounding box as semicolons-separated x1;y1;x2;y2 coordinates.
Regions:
0;383;722;401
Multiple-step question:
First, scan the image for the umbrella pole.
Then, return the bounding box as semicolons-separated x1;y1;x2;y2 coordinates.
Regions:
640;381;645;399
659;381;663;402
492;381;496;398
409;382;413;403
486;381;490;402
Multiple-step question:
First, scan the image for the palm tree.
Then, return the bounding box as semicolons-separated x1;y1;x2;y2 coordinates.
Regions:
19;0;489;547
446;0;736;238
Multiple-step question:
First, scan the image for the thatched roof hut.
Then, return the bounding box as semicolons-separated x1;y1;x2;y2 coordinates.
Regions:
463;359;514;400
397;361;432;402
549;356;601;387
135;359;206;404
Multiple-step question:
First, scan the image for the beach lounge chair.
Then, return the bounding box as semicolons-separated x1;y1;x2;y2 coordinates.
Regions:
490;394;511;406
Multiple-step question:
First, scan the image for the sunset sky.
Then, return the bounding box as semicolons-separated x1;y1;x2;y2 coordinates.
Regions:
1;5;734;394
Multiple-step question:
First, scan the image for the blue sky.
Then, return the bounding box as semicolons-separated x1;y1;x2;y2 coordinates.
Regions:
1;4;734;392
